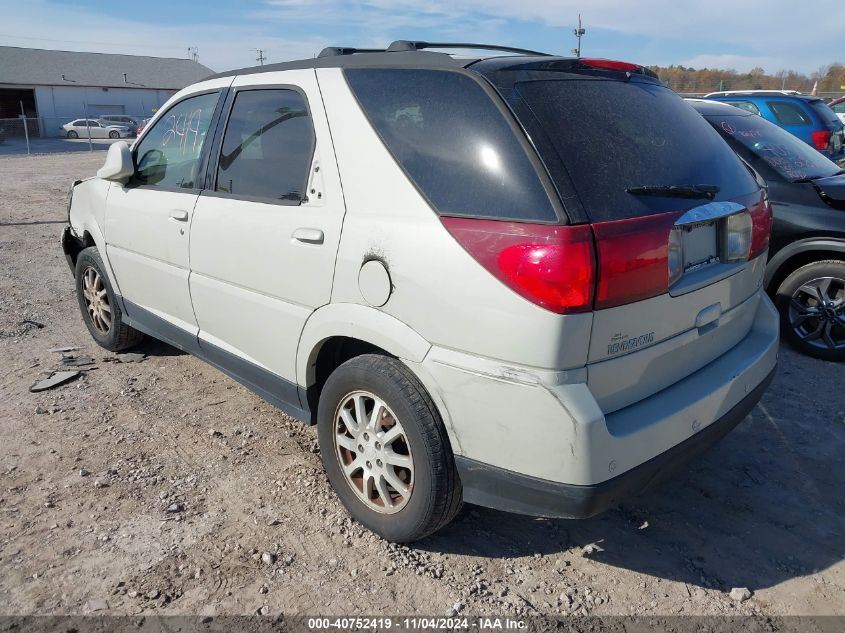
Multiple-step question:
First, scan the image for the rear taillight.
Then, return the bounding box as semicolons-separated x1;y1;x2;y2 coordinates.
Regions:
441;217;595;314
812;130;832;150
592;212;681;310
443;195;771;315
748;196;773;260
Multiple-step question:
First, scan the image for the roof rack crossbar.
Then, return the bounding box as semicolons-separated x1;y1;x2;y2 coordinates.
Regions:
386;40;550;56
318;47;387;58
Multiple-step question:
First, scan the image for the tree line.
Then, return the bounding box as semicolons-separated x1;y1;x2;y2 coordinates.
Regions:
649;63;845;96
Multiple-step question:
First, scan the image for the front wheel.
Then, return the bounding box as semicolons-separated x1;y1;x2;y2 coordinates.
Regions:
108;130;119;139
75;247;144;352
66;130;78;139
775;260;845;361
317;354;462;542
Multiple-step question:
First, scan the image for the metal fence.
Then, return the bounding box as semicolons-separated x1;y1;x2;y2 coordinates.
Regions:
0;114;149;154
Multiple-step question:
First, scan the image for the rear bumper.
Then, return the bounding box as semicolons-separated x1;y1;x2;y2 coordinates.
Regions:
414;291;779;517
455;366;775;518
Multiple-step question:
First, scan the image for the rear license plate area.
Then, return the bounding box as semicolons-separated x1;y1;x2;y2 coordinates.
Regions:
682;221;718;272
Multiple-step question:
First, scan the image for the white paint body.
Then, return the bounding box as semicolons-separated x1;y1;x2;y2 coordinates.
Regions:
68;62;780;491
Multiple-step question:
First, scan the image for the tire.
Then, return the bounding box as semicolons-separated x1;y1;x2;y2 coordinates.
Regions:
66;130;78;139
75;247;144;352
317;354;462;542
775;259;845;361
108;130;119;139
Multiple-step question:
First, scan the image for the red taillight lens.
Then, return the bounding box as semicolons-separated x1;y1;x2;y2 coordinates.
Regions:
812;130;831;150
441;217;595;314
748;196;772;260
579;58;640;72
591;212;681;310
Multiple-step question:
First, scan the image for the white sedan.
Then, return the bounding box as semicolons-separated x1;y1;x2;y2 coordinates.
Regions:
61;119;132;139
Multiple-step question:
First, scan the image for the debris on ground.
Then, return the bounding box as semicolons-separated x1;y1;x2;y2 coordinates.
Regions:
115;352;146;363
60;354;96;368
29;370;81;392
729;587;753;602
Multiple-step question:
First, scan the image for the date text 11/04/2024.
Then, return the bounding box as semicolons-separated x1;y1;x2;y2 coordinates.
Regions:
306;617;528;630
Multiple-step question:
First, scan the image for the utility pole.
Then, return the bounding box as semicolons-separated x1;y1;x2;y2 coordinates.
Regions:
255;49;267;66
188;46;199;63
572;14;585;57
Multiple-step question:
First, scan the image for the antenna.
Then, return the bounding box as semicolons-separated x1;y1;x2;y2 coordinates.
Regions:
572;14;586;57
254;48;267;65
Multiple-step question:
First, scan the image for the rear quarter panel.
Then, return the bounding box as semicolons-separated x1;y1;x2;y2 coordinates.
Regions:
316;67;593;371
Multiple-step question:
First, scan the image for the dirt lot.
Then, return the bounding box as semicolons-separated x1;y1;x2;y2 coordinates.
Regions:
0;152;843;619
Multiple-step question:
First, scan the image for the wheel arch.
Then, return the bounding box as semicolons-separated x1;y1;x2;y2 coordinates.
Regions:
765;238;845;294
297;304;432;417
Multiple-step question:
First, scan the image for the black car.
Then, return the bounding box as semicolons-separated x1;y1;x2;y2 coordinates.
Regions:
690;99;845;361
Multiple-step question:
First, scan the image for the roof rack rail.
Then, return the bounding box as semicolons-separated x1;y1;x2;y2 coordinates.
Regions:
318;47;387;58
386;40;550;56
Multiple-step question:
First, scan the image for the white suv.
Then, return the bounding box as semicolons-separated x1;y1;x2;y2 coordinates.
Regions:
62;42;779;542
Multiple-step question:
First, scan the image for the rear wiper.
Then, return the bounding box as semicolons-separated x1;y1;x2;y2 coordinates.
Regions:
626;184;720;199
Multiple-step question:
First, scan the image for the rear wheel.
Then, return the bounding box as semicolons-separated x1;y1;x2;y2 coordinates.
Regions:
66;130;78;139
317;354;462;542
108;130;120;139
75;247;144;352
776;260;845;361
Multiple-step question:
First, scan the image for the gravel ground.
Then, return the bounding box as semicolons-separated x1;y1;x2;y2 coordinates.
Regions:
0;152;843;619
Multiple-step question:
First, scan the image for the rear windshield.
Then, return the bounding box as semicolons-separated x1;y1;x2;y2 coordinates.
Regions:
502;77;760;222
344;68;558;222
809;100;843;128
706;113;840;182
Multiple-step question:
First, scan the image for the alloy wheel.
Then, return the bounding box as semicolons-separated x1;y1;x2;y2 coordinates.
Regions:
788;276;845;351
333;390;414;514
81;266;112;334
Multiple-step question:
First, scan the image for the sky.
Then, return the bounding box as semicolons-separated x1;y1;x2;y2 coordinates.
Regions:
0;0;842;75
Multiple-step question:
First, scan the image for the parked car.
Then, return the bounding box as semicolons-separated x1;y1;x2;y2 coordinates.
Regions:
690;99;845;360
828;96;845;125
703;90;845;162
61;119;132;139
99;115;144;134
134;117;152;137
61;43;778;542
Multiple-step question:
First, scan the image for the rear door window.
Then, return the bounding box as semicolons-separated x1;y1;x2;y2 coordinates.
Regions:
344;68;558;223
215;89;314;203
767;101;812;126
502;77;759;222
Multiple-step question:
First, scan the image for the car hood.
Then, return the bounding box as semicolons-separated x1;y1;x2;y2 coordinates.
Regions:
813;173;845;200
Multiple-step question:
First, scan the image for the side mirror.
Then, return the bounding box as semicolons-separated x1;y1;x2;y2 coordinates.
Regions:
97;141;134;182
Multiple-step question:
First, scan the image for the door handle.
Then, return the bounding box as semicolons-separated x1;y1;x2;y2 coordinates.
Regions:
292;228;324;244
169;209;189;222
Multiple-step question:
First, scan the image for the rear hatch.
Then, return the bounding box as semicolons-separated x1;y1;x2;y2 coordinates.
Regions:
809;98;845;157
477;59;771;412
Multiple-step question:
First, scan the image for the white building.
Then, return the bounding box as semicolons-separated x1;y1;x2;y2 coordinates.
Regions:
0;46;213;136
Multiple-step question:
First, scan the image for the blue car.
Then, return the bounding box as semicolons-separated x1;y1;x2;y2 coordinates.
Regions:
703;90;845;162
